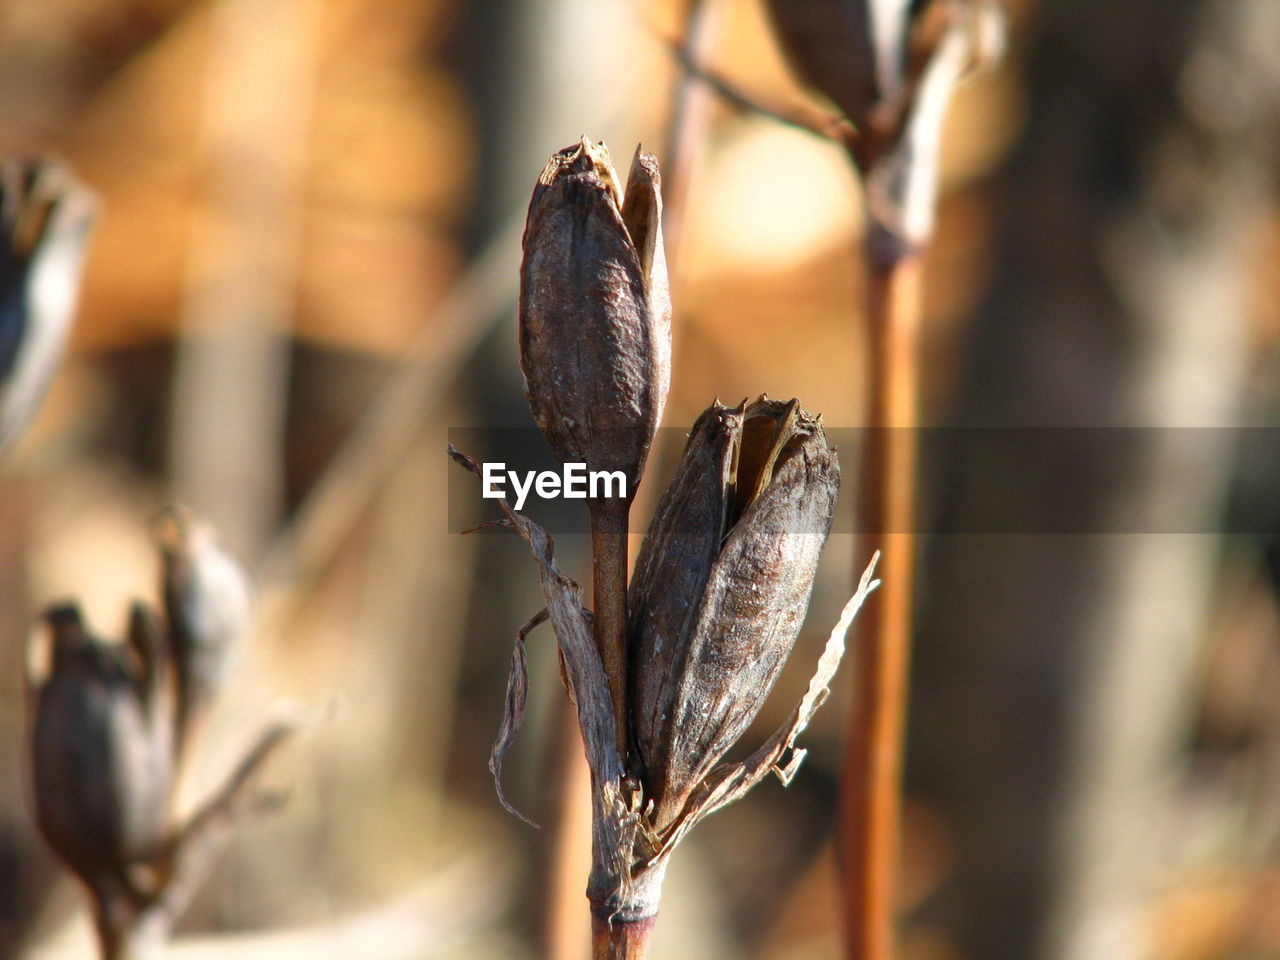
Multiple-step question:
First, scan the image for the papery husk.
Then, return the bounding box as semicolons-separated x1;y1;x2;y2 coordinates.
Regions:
765;0;912;168
629;398;840;827
518;138;670;502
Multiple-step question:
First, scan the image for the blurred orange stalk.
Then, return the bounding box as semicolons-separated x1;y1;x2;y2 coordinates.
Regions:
841;253;922;960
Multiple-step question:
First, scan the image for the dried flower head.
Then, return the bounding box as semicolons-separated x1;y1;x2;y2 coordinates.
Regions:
31;605;172;897
765;0;1003;247
519;138;674;761
157;505;252;747
452;392;877;941
28;511;294;956
519;137;671;504
0;159;96;455
451;136;880;958
629;397;840;826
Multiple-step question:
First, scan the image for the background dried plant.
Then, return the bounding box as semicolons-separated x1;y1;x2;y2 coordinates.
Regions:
763;4;1002;958
28;512;295;960
0;1;1277;959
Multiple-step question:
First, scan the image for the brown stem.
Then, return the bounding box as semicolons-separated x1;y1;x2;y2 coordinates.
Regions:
87;721;296;960
659;0;721;269
588;498;630;764
661;31;853;150
591;915;655;960
93;897;167;960
840;252;922;960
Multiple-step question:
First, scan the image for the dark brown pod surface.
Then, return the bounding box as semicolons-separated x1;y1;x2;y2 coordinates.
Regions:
765;0;885;132
629;398;840;825
519;138;670;503
32;606;171;890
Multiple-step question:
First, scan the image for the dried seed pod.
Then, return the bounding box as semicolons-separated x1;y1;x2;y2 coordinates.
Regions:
157;507;252;745
629;398;840;825
0;159;96;454
519;137;671;503
520;137;673;759
766;0;1003;246
764;0;909;168
31;605;172;893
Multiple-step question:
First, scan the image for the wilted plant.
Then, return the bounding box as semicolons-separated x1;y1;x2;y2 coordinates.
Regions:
28;510;293;960
629;398;841;830
452;138;878;959
33;604;174;935
0;158;96;456
762;4;1003;958
766;0;1003;254
519;137;671;758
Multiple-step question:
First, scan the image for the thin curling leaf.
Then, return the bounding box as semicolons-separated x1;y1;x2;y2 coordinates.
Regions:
0;159;96;455
489;607;548;827
448;446;620;781
629;397;841;828
519;138;671;501
447;444;650;913
157;506;252;746
31;605;172;896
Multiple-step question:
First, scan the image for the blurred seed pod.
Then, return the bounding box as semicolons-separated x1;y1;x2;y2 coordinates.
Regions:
765;0;909;168
31;605;172;895
629;397;840;826
0;159;96;455
765;0;1003;246
519;137;671;506
157;506;253;746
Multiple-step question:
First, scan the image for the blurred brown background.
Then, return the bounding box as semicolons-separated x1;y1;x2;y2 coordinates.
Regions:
1;0;1279;958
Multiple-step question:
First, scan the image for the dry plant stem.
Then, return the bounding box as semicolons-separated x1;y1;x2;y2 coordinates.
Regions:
90;876;175;960
591;916;655;960
588;499;630;762
663;33;851;149
842;250;922;960
89;723;295;960
169;0;321;560
94;904;167;960
449;445;876;960
660;0;724;264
